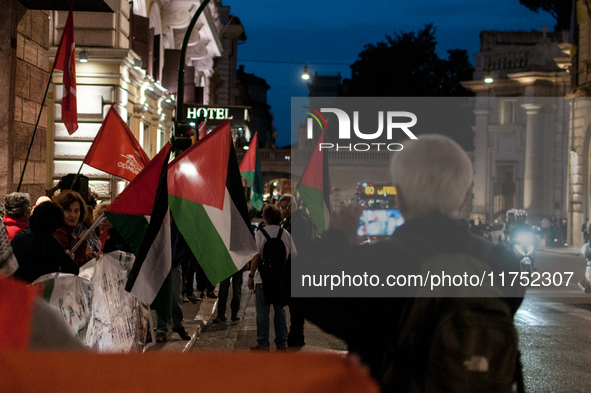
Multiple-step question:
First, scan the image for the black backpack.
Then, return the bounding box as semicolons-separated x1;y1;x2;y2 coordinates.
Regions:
259;228;289;306
380;238;524;393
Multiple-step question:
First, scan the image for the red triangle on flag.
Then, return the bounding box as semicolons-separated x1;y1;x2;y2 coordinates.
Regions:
107;143;171;216
299;130;326;190
168;121;231;210
239;131;257;173
83;106;150;182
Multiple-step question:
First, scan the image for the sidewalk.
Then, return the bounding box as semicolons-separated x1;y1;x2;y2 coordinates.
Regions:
538;247;582;256
149;272;347;353
147;292;219;352
190;272;348;353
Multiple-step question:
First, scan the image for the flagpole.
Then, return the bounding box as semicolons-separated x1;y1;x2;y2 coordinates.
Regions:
71;213;106;254
69;161;84;191
175;0;211;149
16;67;55;192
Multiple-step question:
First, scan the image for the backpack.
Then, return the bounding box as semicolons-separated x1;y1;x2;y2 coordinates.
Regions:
259;228;289;306
379;239;524;393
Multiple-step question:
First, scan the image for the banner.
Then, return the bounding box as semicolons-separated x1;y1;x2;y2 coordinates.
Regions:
33;251;149;352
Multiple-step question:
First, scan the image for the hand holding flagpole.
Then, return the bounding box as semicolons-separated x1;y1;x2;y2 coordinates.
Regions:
71;213;106;254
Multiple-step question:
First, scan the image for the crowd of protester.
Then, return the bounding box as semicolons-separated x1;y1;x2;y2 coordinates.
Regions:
1;135;526;392
2;189;108;283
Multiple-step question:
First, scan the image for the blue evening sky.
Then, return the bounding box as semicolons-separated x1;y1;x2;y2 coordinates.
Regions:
222;0;556;147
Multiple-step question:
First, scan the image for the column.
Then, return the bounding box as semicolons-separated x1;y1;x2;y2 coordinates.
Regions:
472;109;490;222
521;103;542;215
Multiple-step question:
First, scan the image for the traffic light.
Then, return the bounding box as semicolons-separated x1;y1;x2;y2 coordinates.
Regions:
172;122;194;154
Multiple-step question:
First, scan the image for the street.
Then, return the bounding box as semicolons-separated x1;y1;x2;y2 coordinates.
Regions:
517;248;591;392
178;248;591;392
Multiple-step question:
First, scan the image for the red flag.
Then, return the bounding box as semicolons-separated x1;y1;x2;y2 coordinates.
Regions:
168;121;230;210
54;8;78;135
296;130;332;233
239;132;264;210
83;106;150;181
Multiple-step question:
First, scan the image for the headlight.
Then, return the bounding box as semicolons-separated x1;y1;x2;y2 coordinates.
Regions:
516;233;534;244
514;244;525;256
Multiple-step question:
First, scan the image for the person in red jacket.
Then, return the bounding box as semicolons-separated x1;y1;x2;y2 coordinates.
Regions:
2;192;31;241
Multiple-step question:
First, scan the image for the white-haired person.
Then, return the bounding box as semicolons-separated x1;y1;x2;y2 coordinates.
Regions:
3;192;31;241
298;134;524;392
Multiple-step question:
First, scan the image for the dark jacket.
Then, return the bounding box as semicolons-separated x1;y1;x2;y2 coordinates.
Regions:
102;227;132;255
53;227;87;266
11;230;80;283
299;213;523;382
281;209;317;254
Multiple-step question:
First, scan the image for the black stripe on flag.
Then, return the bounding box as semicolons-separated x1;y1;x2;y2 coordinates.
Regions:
227;142;254;237
125;147;172;292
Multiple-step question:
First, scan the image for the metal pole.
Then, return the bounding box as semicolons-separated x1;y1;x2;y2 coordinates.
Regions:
69;161;84;191
176;0;211;143
17;67;55;192
71;213;106;253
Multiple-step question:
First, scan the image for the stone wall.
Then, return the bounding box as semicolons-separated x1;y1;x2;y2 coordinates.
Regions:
0;1;19;203
11;8;50;201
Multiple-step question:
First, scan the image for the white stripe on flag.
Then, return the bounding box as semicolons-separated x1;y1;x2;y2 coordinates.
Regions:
324;201;330;232
203;188;257;270
130;209;172;304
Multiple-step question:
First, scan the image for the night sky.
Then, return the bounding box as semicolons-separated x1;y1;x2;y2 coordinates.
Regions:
222;0;556;148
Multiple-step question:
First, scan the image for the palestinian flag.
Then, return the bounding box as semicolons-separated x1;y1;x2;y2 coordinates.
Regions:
168;120;257;285
239;131;264;211
297;130;331;233
105;143;172;308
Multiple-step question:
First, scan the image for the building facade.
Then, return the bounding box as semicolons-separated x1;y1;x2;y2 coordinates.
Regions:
462;30;571;230
49;0;225;201
1;0;250;204
568;3;591;247
0;4;52;201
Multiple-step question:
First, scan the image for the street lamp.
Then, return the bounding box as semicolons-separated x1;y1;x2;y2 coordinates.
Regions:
301;64;311;81
173;0;212;155
79;50;88;63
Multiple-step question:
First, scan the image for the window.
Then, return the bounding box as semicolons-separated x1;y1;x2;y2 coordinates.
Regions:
157;129;165;152
143;122;151;155
499;99;516;125
131;14;150;70
139;122;151;155
493;164;516;221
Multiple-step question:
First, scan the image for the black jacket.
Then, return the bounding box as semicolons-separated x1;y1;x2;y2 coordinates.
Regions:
299;213;523;381
11;230;80;283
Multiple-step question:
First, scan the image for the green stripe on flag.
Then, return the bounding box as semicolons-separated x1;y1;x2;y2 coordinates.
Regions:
251;192;263;211
42;278;54;303
241;170;263;211
168;194;238;285
104;212;149;255
241;170;254;185
298;183;328;233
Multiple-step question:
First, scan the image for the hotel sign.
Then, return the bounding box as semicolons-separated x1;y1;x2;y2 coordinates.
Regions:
185;105;250;123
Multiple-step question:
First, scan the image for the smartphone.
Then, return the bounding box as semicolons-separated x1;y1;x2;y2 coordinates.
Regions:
357;209;404;237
